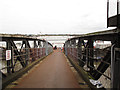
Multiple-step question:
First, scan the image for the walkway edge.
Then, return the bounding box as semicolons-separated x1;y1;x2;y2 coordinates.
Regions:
2;52;53;89
66;56;97;89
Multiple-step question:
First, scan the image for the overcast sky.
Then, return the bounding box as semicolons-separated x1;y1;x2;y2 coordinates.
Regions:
0;0;118;34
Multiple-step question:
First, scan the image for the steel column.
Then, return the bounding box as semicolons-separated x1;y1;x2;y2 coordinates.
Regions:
65;42;68;56
112;29;120;89
78;38;83;67
10;40;26;67
25;40;29;66
88;39;94;74
45;41;48;56
11;47;14;73
6;41;11;73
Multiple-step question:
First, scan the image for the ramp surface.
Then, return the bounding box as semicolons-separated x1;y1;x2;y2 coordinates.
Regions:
14;49;80;88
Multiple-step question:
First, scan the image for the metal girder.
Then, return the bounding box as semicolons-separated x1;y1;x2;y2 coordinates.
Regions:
10;40;26;67
64;28;120;89
87;39;94;74
0;36;46;43
77;38;84;67
68;29;118;42
93;51;111;80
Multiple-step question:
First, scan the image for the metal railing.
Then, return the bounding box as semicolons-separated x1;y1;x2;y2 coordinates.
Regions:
0;47;53;75
67;47;110;76
64;41;112;88
0;40;53;78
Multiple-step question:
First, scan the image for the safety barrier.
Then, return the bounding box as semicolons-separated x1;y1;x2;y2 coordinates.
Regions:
64;29;120;89
0;37;53;78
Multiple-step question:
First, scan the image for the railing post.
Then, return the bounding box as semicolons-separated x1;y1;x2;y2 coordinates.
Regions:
6;41;12;74
25;40;29;66
11;47;14;73
34;40;37;60
34;40;37;48
38;41;42;47
45;41;48;56
82;40;87;67
69;41;72;57
71;39;76;60
38;41;42;57
78;38;83;66
65;42;68;56
88;39;94;74
43;41;46;56
67;41;70;56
